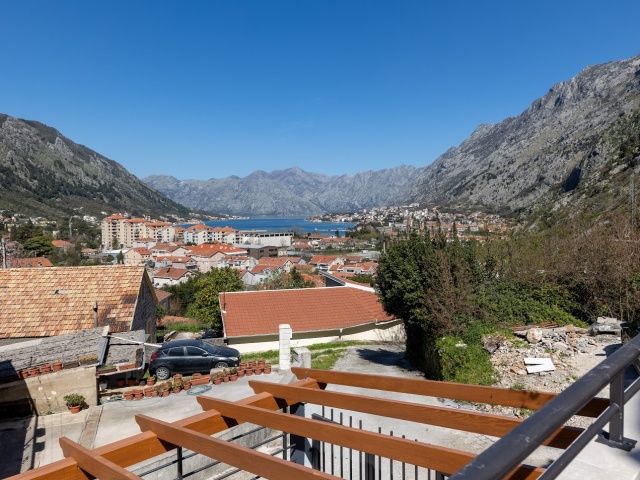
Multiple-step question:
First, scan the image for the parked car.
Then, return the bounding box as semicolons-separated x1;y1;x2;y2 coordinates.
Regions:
149;339;241;380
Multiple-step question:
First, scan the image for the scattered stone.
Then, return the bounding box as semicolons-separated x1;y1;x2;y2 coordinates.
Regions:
526;329;543;344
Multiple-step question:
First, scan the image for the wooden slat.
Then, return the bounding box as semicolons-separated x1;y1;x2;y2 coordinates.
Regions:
249;381;582;449
59;437;140;480
197;396;544;479
135;414;338;480
291;367;608;417
6;383;316;480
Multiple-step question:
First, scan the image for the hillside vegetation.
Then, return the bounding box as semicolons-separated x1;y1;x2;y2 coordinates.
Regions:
0;114;192;221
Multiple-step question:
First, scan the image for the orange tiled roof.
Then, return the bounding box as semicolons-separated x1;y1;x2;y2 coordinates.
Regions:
257;257;289;267
309;255;340;265
9;257;53;268
221;288;394;337
52;240;73;247
154;288;172;303
154;267;191;279
0;266;150;339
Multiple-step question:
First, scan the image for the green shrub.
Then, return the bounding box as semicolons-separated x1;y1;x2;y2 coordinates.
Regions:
436;336;495;386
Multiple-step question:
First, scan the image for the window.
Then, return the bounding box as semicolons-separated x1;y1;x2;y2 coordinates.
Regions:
167;347;185;356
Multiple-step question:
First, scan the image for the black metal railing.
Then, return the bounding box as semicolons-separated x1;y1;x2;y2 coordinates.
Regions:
450;332;640;479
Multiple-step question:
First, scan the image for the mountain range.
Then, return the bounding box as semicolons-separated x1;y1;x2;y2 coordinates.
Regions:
146;54;640;220
2;53;640;221
0;115;192;221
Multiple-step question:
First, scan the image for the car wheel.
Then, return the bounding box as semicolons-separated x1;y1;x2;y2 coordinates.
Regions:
155;366;171;380
214;361;228;368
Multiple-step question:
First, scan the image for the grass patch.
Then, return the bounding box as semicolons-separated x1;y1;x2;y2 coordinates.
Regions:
310;348;347;370
241;349;280;363
240;341;373;365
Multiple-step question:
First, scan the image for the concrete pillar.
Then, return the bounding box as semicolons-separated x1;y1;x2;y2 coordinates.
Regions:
294;347;311;368
279;324;292;370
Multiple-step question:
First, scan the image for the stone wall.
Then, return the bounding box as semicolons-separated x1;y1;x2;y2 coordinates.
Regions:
0;367;97;418
132;277;157;339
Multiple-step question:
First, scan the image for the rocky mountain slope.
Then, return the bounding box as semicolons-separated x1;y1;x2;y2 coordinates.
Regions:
0;115;192;221
144;165;418;217
407;55;640;217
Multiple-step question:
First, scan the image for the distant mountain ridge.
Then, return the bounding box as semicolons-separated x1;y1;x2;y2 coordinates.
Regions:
407;54;640;215
0;114;191;220
144;165;419;216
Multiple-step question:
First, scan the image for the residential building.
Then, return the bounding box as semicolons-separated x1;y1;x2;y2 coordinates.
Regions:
152;266;195;288
0;265;157;340
237;230;293;248
219;287;401;353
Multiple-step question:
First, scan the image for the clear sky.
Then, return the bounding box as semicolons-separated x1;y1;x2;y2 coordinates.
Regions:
2;1;639;181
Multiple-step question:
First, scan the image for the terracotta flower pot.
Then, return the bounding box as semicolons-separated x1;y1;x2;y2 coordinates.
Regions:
254;368;263;375
68;405;82;414
116;379;125;388
146;377;156;386
245;369;253;376
258;360;266;367
19;370;29;379
28;367;40;377
52;361;63;372
213;378;222;385
133;389;144;400
40;364;52;374
143;387;154;397
127;378;137;387
150;390;158;397
237;370;245;378
263;367;272;374
229;375;238;382
183;382;191;390
124;392;134;401
161;389;170;397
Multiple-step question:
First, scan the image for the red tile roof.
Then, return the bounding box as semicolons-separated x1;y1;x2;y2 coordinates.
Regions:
52;240;73;248
154;288;172;303
9;257;54;268
0;266;152;338
220;288;394;337
154;267;191;279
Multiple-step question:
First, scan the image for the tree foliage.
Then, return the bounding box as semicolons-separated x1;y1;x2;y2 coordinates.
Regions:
258;267;315;290
185;267;244;333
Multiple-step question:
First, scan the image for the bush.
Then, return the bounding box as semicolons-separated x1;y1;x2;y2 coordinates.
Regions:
436;336;495;386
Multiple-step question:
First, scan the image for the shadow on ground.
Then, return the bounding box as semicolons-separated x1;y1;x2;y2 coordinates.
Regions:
354;346;417;372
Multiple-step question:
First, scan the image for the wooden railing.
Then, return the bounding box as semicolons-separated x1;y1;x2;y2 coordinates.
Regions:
9;367;611;480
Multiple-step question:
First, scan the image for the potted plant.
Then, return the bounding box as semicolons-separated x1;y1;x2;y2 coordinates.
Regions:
229;368;238;382
52;360;63;372
212;372;223;385
182;377;192;391
263;362;272;374
222;369;230;383
237;368;245;378
172;380;182;393
146;375;156;386
64;393;85;413
132;388;144;400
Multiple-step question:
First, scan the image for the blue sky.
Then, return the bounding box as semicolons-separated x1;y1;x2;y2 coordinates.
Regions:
2;1;639;181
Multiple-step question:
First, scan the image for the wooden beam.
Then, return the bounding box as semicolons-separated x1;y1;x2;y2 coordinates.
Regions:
198;396;544;479
59;437;140;480
135;414;338;480
6;385;317;480
291;368;608;417
248;381;581;449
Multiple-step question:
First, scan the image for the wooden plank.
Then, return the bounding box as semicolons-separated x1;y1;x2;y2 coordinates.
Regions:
135;414;338;480
7;386;316;480
59;437;140;480
197;396;544;479
291;368;608;417
5;459;89;480
248;381;582;449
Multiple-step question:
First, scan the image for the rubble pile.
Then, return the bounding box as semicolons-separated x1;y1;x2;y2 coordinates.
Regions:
477;318;623;425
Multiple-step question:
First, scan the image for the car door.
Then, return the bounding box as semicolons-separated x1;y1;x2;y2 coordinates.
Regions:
165;346;187;373
185;346;211;374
